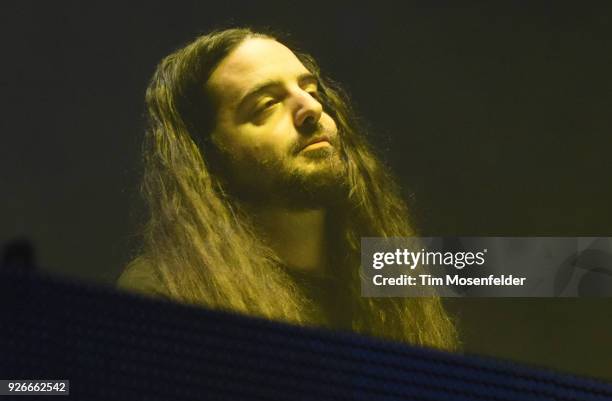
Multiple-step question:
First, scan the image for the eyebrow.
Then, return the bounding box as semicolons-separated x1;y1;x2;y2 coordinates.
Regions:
237;72;318;111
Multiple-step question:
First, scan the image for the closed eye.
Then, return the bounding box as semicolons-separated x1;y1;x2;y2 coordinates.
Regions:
254;98;278;114
250;98;279;123
263;99;277;108
308;90;321;100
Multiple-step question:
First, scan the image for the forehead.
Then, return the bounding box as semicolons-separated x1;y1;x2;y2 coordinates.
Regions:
206;38;311;105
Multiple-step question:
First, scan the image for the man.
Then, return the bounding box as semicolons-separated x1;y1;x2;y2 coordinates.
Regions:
118;28;457;350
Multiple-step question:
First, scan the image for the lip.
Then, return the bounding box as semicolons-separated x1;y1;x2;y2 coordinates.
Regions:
300;136;331;151
303;140;331;151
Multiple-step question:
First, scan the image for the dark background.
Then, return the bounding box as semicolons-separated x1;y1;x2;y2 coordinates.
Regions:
2;2;611;379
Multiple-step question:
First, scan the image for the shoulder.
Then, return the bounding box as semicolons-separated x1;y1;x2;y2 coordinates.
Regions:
117;257;170;299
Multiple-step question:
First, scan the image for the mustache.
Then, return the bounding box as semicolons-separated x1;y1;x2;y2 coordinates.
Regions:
291;122;339;155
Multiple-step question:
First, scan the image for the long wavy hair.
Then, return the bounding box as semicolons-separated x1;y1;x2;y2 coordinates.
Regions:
135;28;458;350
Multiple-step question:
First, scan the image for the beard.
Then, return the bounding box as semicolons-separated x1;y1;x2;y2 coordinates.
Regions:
215;140;349;210
271;145;348;209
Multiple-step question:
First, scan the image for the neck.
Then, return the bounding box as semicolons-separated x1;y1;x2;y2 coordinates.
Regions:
250;206;328;274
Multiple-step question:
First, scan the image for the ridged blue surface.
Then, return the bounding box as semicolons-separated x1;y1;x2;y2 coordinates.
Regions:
1;272;611;401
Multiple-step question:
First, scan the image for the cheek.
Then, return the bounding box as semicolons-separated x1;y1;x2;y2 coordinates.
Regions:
225;127;294;164
249;117;297;155
320;113;338;135
213;110;298;161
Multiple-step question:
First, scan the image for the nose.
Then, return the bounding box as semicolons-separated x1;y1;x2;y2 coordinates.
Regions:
293;90;323;129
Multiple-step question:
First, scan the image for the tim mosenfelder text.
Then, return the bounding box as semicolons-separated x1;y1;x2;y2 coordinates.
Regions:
370;248;527;288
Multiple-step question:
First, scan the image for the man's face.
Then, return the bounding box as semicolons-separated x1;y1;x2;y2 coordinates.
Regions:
206;38;346;207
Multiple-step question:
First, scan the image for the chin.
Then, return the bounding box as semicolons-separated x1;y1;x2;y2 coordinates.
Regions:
294;155;345;179
299;146;335;160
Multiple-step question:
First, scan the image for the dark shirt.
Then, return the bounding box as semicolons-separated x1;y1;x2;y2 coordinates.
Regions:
282;267;353;331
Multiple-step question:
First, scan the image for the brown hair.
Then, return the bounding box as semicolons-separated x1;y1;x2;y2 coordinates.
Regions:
134;28;458;350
